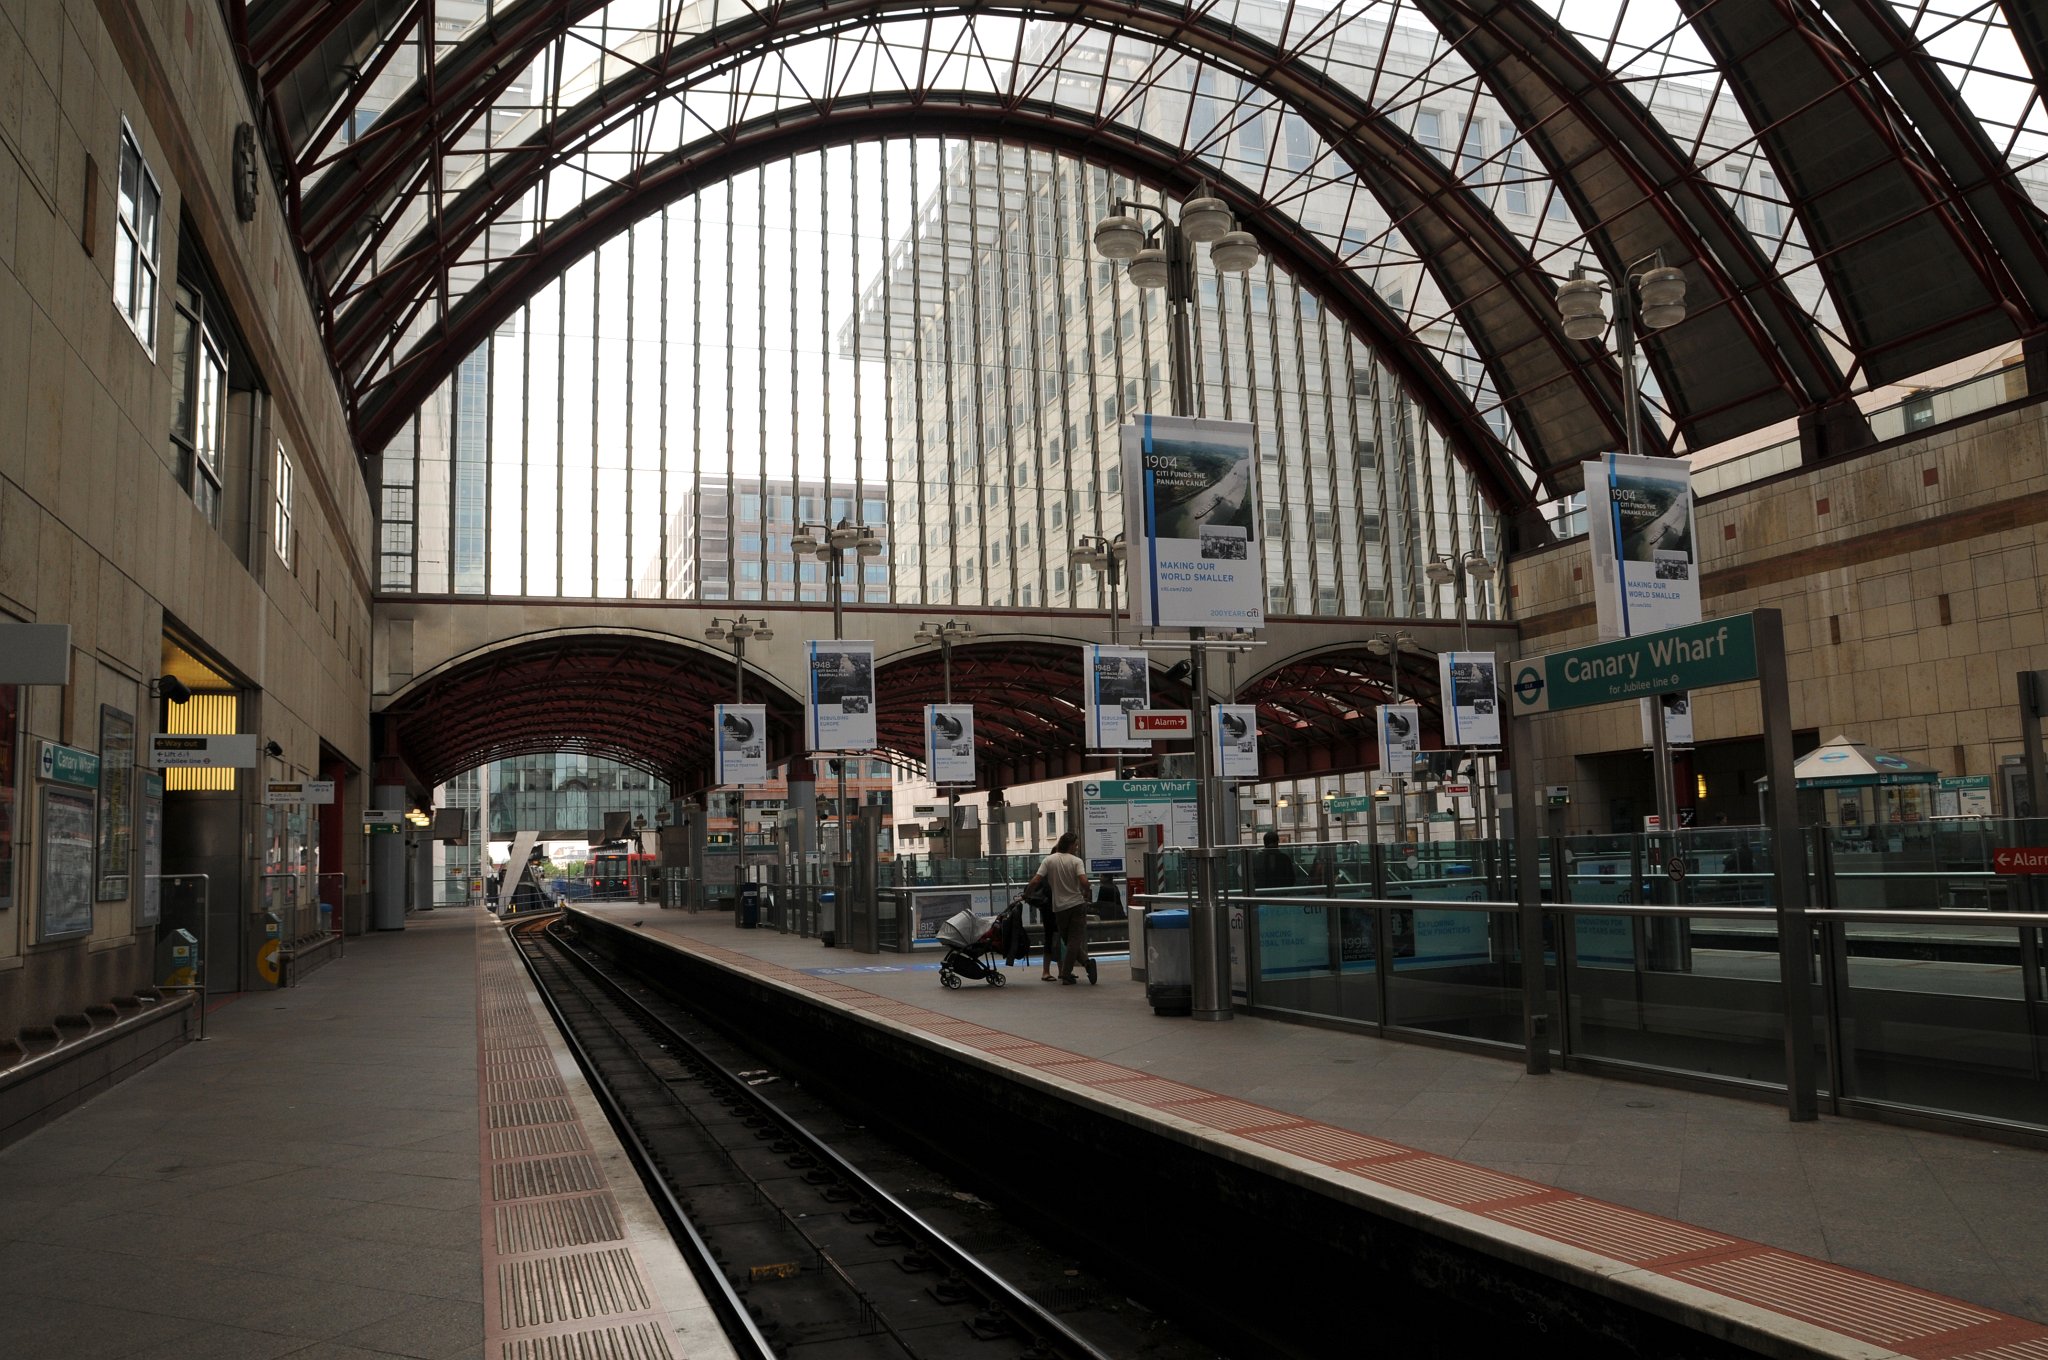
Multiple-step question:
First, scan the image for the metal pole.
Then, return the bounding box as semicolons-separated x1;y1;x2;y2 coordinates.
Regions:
2018;672;2047;914
942;635;958;863
1616;300;1679;836
1507;703;1550;1074
832;553;850;942
734;631;746;889
1390;646;1407;844
1757;608;1818;1120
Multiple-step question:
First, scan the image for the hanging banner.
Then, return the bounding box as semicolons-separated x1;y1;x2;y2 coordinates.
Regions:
1376;703;1420;775
1214;704;1260;779
925;704;976;785
1640;692;1694;748
1084;644;1152;751
806;640;876;751
1438;652;1500;749
1121;413;1266;629
1584;452;1700;640
715;704;769;784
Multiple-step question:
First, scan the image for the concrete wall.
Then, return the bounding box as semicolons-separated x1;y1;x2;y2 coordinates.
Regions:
1508;395;2048;829
0;0;372;1046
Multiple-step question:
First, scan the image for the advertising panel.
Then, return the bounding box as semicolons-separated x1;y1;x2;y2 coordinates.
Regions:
39;784;95;941
1083;644;1152;751
1585;452;1700;640
715;704;769;784
1214;704;1260;779
1375;703;1419;775
806;641;876;751
137;774;163;927
1438;652;1500;749
1121;413;1266;629
925;704;976;785
1640;692;1694;748
95;706;135;901
1;683;18;914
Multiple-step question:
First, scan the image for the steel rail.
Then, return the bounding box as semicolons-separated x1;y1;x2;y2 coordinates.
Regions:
531;916;1118;1360
505;915;780;1360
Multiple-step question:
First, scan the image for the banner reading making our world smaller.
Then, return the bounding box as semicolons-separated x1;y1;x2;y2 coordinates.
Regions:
1121;413;1267;630
1584;452;1701;641
806;641;877;751
925;704;975;785
714;704;768;784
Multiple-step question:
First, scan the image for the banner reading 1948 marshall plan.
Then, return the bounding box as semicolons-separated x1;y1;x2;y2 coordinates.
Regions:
807;640;877;751
1121;413;1266;629
1084;644;1152;751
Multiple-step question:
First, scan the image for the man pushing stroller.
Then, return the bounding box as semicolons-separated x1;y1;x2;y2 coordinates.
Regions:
1024;831;1096;985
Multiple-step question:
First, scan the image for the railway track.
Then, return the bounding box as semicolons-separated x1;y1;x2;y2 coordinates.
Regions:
509;915;1217;1360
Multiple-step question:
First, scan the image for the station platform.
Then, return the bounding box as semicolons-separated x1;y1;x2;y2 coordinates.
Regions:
578;902;2048;1357
0;909;729;1360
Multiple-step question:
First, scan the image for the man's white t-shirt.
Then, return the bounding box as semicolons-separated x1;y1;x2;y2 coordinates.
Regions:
1038;852;1091;911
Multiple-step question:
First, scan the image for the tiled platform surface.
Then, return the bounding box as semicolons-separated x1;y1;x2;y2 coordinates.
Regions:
586;904;2048;1356
0;909;727;1360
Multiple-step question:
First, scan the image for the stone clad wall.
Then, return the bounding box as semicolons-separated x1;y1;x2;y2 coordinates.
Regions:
1508;394;2048;818
0;0;371;1041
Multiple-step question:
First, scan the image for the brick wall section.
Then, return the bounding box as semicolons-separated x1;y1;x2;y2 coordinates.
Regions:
1509;399;2048;804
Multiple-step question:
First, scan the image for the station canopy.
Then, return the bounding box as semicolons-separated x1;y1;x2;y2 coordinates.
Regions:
230;0;2048;510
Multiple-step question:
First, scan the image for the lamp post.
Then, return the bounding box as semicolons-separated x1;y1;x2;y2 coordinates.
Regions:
1094;191;1261;1024
915;618;975;861
704;614;773;894
1365;630;1416;842
1069;533;1127;645
791;518;882;942
1424;552;1499;840
1555;253;1688;833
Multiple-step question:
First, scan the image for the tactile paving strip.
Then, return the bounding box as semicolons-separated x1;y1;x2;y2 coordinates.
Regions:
648;921;2048;1359
477;919;679;1359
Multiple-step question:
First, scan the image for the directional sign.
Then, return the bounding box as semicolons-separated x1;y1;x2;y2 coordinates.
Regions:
265;782;305;805
1992;848;2048;874
1128;709;1192;738
302;779;336;804
37;741;100;788
1512;614;1759;715
150;734;259;768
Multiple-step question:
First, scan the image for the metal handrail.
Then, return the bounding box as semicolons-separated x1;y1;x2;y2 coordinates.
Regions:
1146;892;2045;928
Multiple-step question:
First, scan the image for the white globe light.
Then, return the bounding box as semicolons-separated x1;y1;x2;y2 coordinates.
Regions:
1093;214;1146;260
1555;274;1608;340
1179;196;1233;243
1209;230;1261;273
1636;265;1688;329
1126;246;1169;289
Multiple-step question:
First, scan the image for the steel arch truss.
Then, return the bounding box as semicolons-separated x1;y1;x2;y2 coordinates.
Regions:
376;633;808;791
232;0;2048;506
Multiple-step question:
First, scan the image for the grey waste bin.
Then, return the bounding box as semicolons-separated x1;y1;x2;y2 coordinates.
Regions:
1144;908;1192;1015
739;882;761;929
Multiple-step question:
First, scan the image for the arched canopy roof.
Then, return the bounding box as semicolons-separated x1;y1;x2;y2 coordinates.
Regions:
232;0;2048;512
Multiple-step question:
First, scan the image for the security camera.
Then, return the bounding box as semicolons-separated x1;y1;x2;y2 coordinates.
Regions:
264;740;284;758
154;675;192;705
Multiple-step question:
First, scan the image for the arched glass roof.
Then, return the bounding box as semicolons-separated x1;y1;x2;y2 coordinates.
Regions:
236;0;2048;516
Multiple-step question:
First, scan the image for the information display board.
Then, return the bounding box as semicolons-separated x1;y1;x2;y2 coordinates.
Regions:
38;784;96;941
1078;778;1199;874
95;706;134;901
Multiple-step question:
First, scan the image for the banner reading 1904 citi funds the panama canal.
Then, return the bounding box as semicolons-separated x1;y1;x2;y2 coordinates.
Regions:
1121;414;1266;630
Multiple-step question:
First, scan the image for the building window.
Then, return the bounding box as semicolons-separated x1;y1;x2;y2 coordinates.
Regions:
1053;565;1066;594
273;443;294;568
114;123;162;352
1502;130;1528;214
170;282;229;526
1415;109;1443;157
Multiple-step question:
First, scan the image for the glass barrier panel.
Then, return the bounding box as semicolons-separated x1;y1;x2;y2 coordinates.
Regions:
1831;919;2046;1126
1248;902;1379;1026
1384;904;1529;1047
1561;911;1819;1088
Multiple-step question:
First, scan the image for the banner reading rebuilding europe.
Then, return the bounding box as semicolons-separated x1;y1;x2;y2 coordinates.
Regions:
1121;413;1266;629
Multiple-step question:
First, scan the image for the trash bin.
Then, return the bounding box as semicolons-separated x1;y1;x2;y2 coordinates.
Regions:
739;882;761;930
156;928;199;989
1144;909;1192;1015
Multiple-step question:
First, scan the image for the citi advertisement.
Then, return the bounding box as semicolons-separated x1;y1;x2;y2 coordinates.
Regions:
925;704;976;785
1584;452;1700;640
1121;413;1266;629
806;640;877;751
714;705;768;784
1214;704;1260;779
1376;703;1419;775
1084;644;1152;751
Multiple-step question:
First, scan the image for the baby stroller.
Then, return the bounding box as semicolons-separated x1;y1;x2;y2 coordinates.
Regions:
936;899;1024;989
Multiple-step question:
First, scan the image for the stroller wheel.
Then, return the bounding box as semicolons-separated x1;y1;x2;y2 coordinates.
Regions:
940;968;962;989
987;971;1007;988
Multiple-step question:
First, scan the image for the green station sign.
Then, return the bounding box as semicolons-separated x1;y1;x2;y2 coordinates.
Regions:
1079;778;1198;804
1511;614;1760;715
1328;794;1375;816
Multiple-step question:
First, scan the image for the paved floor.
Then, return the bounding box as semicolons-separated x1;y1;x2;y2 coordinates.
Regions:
0;909;722;1360
589;904;2048;1335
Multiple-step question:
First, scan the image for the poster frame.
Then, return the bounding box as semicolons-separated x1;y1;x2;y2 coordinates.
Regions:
925;704;976;786
805;640;878;752
1584;452;1701;641
38;782;96;942
1084;644;1153;751
138;772;163;927
1438;652;1501;749
1376;703;1420;775
95;705;135;902
715;703;769;784
1213;703;1260;779
0;682;16;915
1121;413;1267;629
